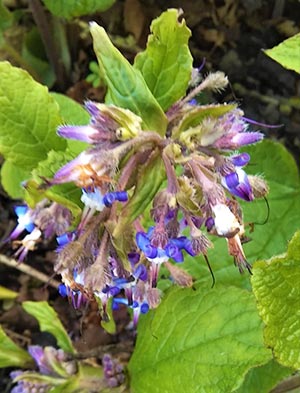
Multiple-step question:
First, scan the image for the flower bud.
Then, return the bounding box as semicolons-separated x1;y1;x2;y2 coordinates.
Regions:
248;175;269;198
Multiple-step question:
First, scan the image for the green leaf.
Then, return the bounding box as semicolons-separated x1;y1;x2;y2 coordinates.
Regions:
22;301;75;354
0;160;30;199
49;377;79;393
100;297;116;334
0;285;18;300
0;1;13;31
50;92;89;155
41;0;115;20
22;27;55;87
0;325;33;368
31;150;83;211
134;9;192;111
113;151;165;238
90;22;167;134
264;33;300;73
251;231;300;369
234;359;293;393
182;140;300;290
0;62;66;169
50;93;90;125
129;284;271;393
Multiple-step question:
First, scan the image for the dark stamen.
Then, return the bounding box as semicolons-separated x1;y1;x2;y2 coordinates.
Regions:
204;254;215;288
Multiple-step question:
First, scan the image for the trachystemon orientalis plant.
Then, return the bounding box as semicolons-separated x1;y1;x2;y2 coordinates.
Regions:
6;9;268;327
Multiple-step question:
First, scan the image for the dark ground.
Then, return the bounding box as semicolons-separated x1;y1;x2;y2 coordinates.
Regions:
0;0;299;391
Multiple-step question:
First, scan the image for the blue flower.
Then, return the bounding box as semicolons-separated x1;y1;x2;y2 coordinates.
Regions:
9;206;35;240
222;167;254;201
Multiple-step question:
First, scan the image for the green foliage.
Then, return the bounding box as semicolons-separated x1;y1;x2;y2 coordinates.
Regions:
50;93;90;125
0;285;18;300
0;325;33;368
0;160;30;199
0;62;66;168
129;284;271;393
31;150;82;209
234;359;293;393
86;61;103;88
113;152;165;238
41;0;116;20
0;65;89;203
134;9;193;111
22;27;55;87
251;231;300;369
0;1;13;32
265;33;300;73
22;301;75;354
90;22;167;134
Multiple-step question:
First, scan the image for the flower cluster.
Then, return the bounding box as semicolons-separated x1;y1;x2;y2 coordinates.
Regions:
9;71;268;326
10;345;77;393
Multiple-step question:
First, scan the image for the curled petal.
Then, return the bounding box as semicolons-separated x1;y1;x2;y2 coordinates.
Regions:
223;168;254;201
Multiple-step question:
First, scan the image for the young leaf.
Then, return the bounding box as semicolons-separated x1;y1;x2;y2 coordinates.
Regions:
0;325;33;368
113;151;165;238
22;301;75;354
264;33;300;73
134;9;193;111
233;359;293;393
0;285;18;300
0;62;66;169
129;284;271;393
41;0;115;20
0;160;30;199
251;231;300;369
90;22;167;134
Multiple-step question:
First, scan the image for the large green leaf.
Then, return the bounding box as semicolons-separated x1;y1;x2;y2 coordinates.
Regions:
50;93;90;125
0;160;30;199
0;62;66;169
134;9;192;111
251;231;300;369
129;284;271;393
181;140;300;289
22;301;75;354
0;325;33;368
50;92;89;155
90;22;167;134
42;0;115;20
234;359;292;393
264;33;300;73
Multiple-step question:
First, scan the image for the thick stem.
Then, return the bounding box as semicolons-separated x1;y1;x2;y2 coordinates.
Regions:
0;253;60;289
2;42;41;82
162;149;178;195
28;0;68;89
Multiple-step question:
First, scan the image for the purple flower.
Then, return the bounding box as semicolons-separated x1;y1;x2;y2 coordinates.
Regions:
222;168;254;201
9;206;35;240
212;111;264;149
58;125;101;143
103;191;128;207
230;152;250;167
